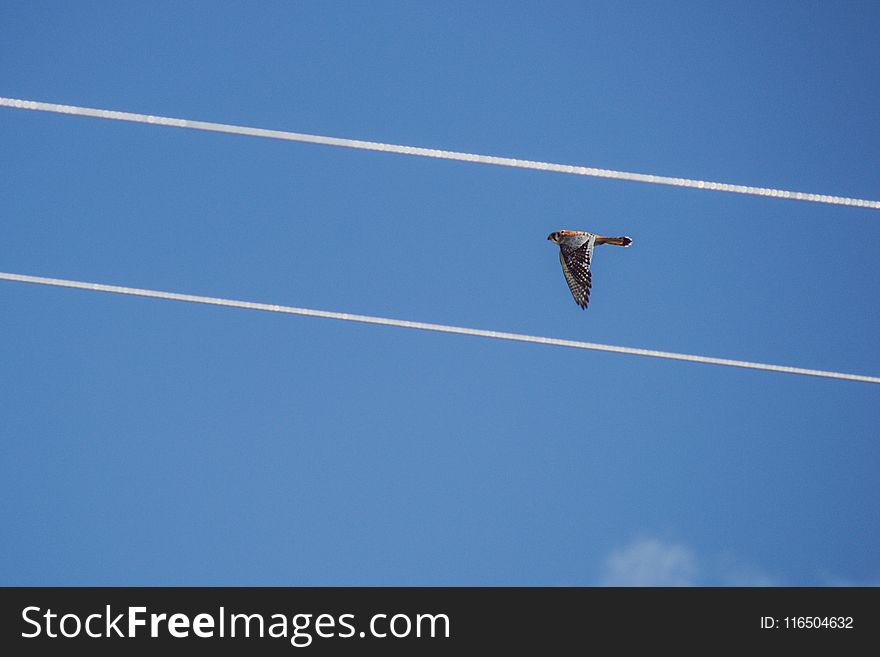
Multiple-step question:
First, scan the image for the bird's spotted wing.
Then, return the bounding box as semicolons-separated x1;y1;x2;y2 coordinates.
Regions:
558;235;596;309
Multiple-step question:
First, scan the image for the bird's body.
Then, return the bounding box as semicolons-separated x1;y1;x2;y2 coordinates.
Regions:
547;229;632;309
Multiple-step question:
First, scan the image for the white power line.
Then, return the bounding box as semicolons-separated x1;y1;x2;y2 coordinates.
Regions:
2;96;878;210
2;271;878;385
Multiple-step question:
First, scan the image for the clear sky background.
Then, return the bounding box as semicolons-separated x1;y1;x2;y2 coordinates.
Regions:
2;1;878;585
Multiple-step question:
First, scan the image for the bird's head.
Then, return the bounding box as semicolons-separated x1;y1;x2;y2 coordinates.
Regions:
547;231;561;244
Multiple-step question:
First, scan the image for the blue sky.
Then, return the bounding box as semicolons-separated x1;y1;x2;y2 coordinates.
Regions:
2;1;878;585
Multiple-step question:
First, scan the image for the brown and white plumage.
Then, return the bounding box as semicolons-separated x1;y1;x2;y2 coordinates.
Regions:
547;230;632;309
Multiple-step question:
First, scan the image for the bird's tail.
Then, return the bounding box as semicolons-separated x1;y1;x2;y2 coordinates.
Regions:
597;235;633;247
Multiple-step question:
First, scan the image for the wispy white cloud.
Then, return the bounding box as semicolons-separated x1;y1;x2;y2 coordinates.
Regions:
600;538;780;586
818;574;880;587
716;552;779;586
600;538;698;586
600;538;876;586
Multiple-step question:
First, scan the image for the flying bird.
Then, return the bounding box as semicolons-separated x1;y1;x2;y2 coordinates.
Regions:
547;230;632;309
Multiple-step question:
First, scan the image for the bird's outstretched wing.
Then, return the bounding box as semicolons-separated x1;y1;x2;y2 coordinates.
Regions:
558;235;596;309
